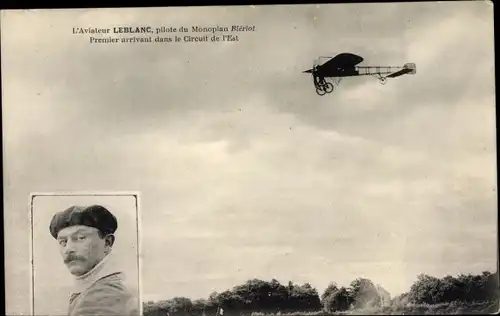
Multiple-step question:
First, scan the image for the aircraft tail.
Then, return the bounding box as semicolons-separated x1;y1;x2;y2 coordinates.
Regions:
404;63;416;74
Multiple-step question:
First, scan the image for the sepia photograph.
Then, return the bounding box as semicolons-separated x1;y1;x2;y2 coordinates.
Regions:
1;2;498;315
29;193;141;316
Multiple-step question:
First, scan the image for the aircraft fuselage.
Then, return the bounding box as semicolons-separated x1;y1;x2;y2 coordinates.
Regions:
316;66;358;78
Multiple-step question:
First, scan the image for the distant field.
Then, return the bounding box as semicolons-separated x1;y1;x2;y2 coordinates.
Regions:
143;273;499;316
245;301;499;315
144;301;499;316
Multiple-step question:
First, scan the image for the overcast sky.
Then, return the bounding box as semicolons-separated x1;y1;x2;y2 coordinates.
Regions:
2;2;496;314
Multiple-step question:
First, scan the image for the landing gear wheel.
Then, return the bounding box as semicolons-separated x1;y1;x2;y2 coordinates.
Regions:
379;78;387;85
316;86;327;96
324;82;334;93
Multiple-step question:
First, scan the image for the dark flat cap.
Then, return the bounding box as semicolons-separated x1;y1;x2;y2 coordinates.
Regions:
49;205;118;239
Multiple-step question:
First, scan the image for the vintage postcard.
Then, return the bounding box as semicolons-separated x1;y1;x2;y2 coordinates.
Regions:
1;2;497;315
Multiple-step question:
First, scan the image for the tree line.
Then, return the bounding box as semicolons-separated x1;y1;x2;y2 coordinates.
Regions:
143;271;499;316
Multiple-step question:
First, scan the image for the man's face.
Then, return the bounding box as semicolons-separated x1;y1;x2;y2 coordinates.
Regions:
56;225;113;276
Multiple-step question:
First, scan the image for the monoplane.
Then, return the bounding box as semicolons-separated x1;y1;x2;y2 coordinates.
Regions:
303;53;416;96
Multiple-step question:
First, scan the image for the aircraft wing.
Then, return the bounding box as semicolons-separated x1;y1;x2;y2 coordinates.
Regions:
304;53;364;74
319;53;364;70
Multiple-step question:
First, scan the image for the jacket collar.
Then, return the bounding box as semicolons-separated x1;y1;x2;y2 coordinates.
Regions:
71;253;124;295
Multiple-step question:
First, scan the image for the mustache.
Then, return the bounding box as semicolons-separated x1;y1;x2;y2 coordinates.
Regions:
64;254;85;264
